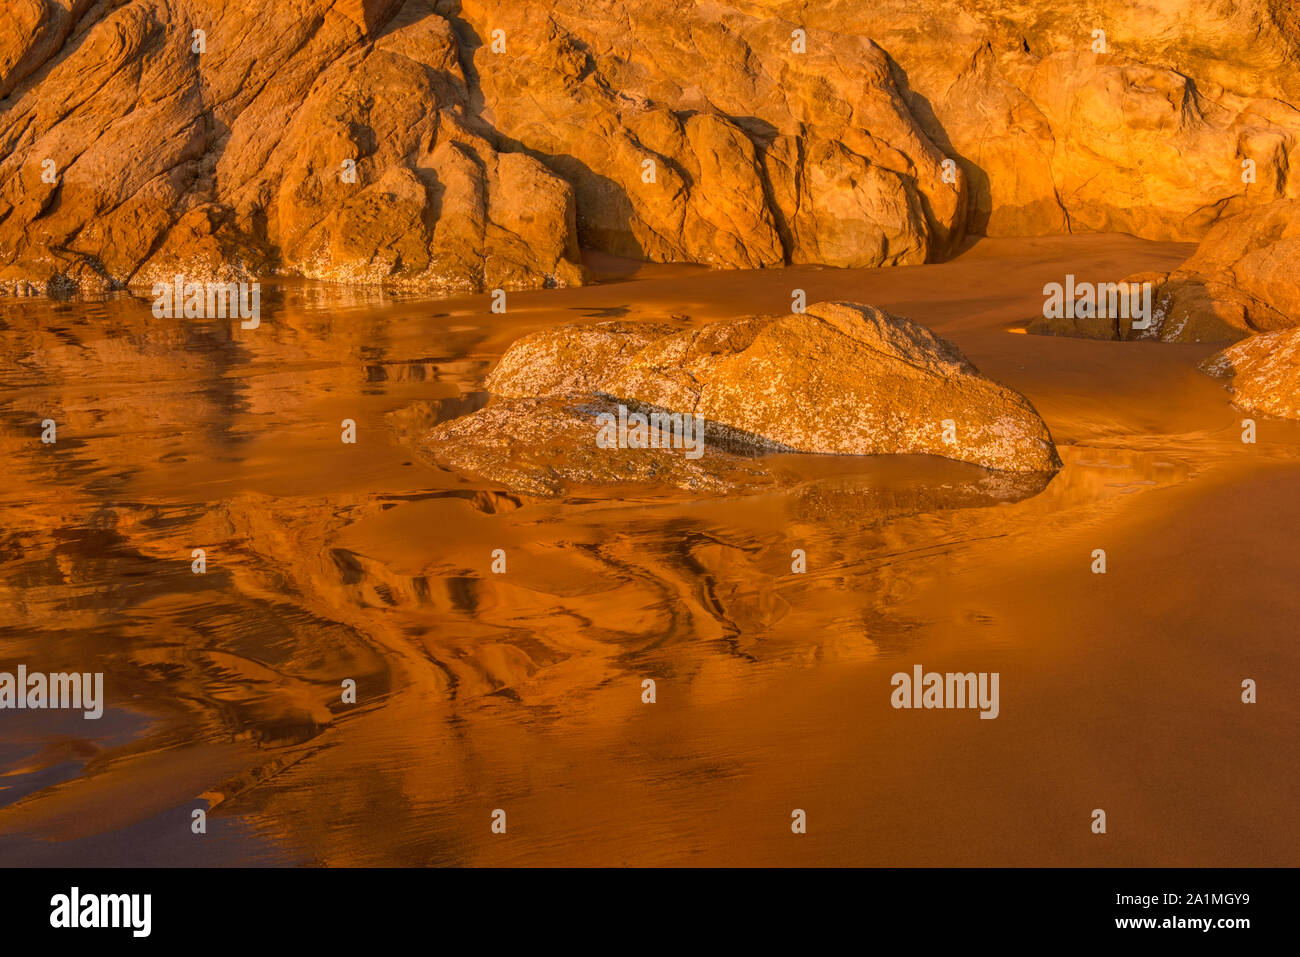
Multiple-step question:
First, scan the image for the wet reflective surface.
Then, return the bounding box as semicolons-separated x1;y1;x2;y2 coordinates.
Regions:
1;236;1298;865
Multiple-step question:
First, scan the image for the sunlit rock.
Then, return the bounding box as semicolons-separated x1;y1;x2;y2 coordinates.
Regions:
1202;325;1300;419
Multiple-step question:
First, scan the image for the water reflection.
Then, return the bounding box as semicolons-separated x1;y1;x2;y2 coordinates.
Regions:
0;276;1281;865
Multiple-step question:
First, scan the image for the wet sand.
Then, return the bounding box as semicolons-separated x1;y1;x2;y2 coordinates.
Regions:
1;234;1297;865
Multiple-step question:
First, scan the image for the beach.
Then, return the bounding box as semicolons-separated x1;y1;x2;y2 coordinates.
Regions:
1;233;1296;865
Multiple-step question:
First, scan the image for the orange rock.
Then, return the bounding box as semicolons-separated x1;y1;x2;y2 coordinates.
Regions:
1129;200;1300;342
479;302;1062;473
1203;326;1300;419
4;0;1300;296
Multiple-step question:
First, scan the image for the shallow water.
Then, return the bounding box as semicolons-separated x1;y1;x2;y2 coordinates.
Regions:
1;235;1298;865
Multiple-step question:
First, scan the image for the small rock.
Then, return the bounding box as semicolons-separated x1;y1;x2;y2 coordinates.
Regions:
1202;326;1300;419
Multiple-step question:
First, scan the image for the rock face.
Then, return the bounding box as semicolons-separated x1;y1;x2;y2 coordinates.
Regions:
0;0;583;296
1202;327;1300;419
434;303;1061;487
923;48;1300;241
731;0;1300;239
4;0;1300;296
462;0;965;270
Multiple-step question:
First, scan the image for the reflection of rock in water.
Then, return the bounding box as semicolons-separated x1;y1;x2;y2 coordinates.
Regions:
404;391;1061;511
418;396;777;497
0;264;1235;865
385;393;490;448
788;465;1056;526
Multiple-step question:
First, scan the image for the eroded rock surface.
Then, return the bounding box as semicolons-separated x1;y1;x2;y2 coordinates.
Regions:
607;302;1061;472
485;320;683;398
0;0;583;296
728;0;1300;239
5;0;1300;296
461;0;965;269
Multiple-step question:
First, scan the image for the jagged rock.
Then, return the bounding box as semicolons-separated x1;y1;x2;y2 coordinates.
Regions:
0;0;971;296
132;204;272;287
1202;326;1300;419
420;397;776;497
457;0;964;268
6;0;1300;296
454;0;1300;250
733;0;1300;239
945;51;1300;241
0;0;583;296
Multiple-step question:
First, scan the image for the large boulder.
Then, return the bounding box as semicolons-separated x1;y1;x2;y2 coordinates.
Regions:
464;302;1061;475
605;302;1061;472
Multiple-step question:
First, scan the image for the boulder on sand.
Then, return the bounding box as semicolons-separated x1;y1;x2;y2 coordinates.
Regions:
427;302;1061;494
604;302;1061;473
1202;326;1300;420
